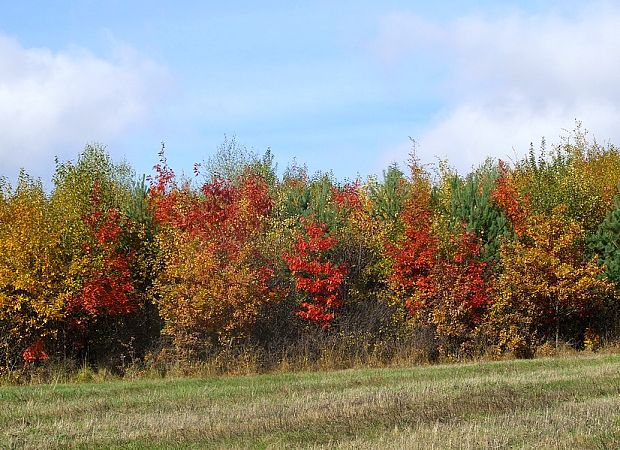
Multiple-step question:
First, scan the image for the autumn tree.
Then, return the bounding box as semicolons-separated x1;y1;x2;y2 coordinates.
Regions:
272;168;397;351
487;208;613;356
62;183;139;357
332;180;403;347
511;126;620;234
387;155;490;356
0;174;65;369
151;151;277;356
50;145;150;364
491;160;529;238
284;218;347;329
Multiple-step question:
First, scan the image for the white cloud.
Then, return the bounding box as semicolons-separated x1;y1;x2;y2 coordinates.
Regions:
0;34;168;178
371;3;620;172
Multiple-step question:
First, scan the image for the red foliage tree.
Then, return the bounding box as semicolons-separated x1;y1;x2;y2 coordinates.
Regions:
22;338;49;366
388;157;489;354
388;160;437;314
432;229;489;318
391;222;489;353
389;200;436;314
66;183;136;318
150;151;272;248
331;181;362;212
284;219;347;329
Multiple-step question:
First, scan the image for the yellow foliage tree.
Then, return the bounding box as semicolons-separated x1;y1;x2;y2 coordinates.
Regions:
487;207;613;356
0;175;68;366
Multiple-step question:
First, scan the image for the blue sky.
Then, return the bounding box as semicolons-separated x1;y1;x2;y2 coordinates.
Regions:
1;0;618;183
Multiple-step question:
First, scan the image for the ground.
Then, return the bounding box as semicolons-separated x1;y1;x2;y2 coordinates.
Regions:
1;354;620;449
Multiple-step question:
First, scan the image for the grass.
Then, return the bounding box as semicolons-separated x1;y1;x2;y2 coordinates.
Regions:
1;354;620;449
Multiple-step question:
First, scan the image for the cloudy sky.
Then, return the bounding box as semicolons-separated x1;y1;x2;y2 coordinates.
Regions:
1;0;618;182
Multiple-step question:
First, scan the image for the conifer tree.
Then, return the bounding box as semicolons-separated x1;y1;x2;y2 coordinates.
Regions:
445;161;511;264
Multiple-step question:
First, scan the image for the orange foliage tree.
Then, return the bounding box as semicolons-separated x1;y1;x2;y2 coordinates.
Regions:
491;160;529;237
150;153;277;355
389;157;490;356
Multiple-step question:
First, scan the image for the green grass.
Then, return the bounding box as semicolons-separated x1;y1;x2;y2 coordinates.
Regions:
2;354;620;449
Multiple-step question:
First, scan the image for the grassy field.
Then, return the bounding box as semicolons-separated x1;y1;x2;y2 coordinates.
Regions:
1;354;620;449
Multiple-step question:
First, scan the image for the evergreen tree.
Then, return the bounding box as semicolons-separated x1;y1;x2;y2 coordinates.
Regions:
445;161;510;264
592;196;620;284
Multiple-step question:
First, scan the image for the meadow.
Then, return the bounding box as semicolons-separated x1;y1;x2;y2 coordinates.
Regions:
2;353;619;449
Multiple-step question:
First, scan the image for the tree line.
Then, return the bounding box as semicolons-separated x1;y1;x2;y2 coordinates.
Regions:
2;128;620;373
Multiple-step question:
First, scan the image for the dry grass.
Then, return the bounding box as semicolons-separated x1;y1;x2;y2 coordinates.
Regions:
1;353;619;448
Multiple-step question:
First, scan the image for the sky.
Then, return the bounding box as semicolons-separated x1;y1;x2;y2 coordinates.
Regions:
1;0;619;183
